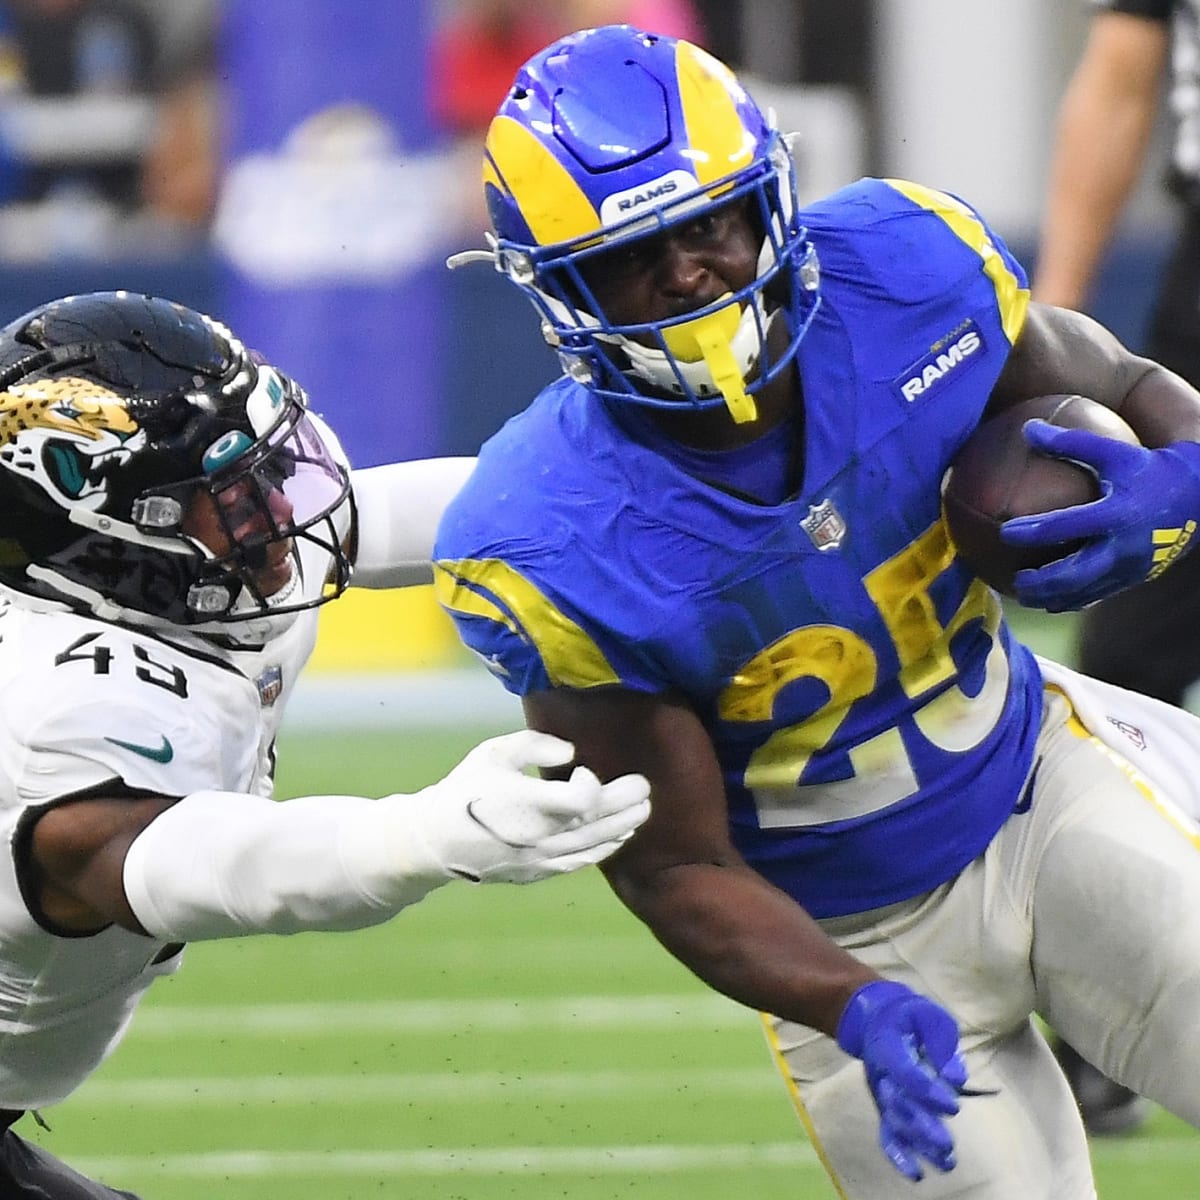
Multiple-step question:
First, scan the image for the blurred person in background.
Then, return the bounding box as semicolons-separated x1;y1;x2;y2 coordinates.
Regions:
131;0;218;231
429;1;560;144
567;0;704;43
0;290;649;1198
0;0;218;257
1034;0;1200;1137
429;0;705;233
430;0;705;139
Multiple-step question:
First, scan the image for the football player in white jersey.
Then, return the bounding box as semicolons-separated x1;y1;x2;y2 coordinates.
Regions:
0;291;651;1199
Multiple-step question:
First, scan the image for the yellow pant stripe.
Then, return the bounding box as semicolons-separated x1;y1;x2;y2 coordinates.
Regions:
758;1012;850;1198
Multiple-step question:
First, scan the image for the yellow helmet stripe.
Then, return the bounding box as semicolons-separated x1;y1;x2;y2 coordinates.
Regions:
884;179;1030;346
484;115;602;246
434;559;621;689
675;41;756;186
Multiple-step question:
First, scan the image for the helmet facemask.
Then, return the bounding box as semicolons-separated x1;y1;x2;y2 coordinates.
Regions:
128;371;353;630
506;134;820;422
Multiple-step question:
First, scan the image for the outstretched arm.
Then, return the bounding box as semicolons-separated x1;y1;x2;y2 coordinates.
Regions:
25;730;649;939
350;457;477;588
1032;10;1167;309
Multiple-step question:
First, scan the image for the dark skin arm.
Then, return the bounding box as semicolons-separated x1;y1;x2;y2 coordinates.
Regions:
28;794;177;935
524;687;877;1036
987;301;1200;445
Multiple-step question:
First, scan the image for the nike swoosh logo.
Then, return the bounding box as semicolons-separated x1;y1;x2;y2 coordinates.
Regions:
104;735;174;764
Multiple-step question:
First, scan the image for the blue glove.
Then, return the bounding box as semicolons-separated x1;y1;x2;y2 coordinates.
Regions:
1000;421;1200;611
836;980;967;1182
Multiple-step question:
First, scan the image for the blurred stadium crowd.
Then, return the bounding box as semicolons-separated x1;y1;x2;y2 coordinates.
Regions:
0;1;1159;464
0;1;868;256
0;0;218;258
0;0;887;467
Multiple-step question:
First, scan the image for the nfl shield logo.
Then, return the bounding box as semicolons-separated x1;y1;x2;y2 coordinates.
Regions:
801;499;846;551
255;664;283;707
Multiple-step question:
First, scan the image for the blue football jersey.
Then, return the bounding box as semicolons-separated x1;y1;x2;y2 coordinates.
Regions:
435;178;1042;918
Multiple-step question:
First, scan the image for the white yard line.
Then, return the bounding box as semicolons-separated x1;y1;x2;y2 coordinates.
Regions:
74;1142;817;1179
67;1136;1200;1181
70;1066;775;1106
131;993;748;1035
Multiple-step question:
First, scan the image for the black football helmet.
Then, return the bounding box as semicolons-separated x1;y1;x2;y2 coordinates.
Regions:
0;291;354;637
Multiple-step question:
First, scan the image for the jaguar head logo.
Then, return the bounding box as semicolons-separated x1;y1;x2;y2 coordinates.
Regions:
0;378;145;509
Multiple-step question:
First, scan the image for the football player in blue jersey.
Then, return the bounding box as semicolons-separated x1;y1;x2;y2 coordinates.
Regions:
435;23;1200;1198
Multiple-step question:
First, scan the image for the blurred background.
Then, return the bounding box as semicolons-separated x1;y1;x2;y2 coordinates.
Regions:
0;0;1163;693
14;6;1198;1196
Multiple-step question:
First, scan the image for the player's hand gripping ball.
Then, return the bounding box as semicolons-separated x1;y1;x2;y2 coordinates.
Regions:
941;395;1141;596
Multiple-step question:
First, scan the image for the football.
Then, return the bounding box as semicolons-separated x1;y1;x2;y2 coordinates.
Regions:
942;394;1141;596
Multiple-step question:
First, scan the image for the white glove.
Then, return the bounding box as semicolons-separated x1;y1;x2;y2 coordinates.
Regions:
401;729;651;884
122;729;651;941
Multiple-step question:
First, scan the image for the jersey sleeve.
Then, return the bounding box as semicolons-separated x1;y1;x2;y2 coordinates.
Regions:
1091;0;1172;19
434;550;667;697
802;177;1030;361
433;420;681;700
880;178;1030;348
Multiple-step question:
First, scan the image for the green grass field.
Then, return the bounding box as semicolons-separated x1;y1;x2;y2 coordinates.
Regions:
22;606;1200;1198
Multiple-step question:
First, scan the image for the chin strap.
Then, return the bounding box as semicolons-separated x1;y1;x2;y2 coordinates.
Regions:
661;296;757;423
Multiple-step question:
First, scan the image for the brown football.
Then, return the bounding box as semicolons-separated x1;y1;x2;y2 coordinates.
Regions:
942;394;1141;596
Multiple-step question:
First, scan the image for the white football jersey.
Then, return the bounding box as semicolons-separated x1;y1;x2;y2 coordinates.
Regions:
0;464;342;1108
0;419;470;1111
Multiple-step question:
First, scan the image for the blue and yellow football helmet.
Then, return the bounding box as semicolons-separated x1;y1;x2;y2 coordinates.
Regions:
450;24;820;423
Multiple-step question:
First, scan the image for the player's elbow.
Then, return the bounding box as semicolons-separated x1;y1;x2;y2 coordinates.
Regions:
601;852;727;923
